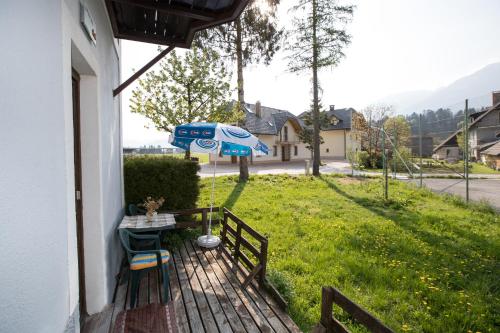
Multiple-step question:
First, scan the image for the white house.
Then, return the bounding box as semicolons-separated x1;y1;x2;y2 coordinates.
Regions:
211;102;362;164
1;1;252;332
0;1;123;332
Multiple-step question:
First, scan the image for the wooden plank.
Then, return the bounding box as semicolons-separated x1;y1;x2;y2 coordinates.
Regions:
113;45;174;96
217;248;300;333
224;208;267;242
184;240;233;333
189;241;247;333
111;0;218;21
150;270;160;304
168;255;190;333
200;244;260;332
242;264;262;289
179;242;219;332
205;248;279;333
173;249;205;332
330;287;394;333
108;270;129;332
137;272;149;307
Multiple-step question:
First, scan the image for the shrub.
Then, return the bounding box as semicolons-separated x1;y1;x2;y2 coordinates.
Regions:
356;151;371;168
124;155;200;212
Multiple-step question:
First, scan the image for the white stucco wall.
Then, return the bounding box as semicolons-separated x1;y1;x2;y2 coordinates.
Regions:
321;130;347;158
0;1;123;332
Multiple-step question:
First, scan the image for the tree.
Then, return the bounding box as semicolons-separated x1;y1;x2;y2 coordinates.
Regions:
196;0;284;181
360;104;393;168
287;0;354;176
130;48;236;159
298;102;328;158
383;116;411;150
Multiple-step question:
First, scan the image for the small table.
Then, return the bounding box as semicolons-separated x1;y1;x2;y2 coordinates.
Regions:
118;213;176;232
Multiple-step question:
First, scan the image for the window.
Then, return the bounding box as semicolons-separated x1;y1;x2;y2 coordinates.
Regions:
326;148;330;153
284;126;288;141
273;145;277;157
294;146;298;156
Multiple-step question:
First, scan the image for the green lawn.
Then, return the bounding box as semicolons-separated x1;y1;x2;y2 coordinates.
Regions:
198;175;499;333
171;152;209;164
365;161;500;175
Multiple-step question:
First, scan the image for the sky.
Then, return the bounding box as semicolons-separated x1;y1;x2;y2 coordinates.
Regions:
120;0;500;147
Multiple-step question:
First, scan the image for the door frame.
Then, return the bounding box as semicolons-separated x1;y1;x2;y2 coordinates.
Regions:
72;68;87;321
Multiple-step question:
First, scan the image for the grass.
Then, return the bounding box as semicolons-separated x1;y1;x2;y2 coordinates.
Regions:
171;152;209;164
198;175;499;333
365;161;500;175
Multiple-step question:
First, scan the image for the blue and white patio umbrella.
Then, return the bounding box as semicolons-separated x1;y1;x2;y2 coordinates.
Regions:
169;122;269;248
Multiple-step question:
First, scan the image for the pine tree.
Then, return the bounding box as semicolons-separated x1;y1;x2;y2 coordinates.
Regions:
287;0;354;176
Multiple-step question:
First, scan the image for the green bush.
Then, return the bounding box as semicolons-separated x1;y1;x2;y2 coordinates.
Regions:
356;151;371;168
124;156;200;212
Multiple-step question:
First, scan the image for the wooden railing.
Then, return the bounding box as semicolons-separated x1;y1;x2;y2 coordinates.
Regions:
313;287;394;333
167;207;220;234
220;208;268;288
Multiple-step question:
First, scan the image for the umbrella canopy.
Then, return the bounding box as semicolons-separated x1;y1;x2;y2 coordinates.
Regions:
169;122;269;156
168;122;268;249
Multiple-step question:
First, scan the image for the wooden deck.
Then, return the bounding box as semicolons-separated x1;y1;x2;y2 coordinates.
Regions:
83;239;301;333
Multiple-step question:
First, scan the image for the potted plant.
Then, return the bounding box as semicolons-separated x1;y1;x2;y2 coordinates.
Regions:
140;196;165;222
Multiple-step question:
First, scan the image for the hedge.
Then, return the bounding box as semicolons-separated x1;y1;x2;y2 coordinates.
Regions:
124;156;200;212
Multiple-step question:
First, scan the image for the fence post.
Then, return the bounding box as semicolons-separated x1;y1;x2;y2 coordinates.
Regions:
320;287;334;329
234;223;242;264
464;99;469;202
202;209;208;235
419;113;423;188
381;128;388;200
259;240;268;285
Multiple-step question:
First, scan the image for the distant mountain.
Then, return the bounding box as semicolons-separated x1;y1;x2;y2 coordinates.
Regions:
377;62;500;115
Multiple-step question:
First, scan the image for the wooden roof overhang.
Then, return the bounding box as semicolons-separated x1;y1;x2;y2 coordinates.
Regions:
106;0;250;95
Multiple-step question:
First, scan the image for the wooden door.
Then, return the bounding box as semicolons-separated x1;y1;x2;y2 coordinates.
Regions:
72;69;87;321
281;145;291;162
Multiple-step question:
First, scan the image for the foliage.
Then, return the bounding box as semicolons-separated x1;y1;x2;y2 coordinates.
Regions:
286;1;354;73
353;150;370;169
130;48;237;157
298;104;328;152
383;116;411;148
405;107;484;143
360;104;394;168
298;128;324;153
267;268;295;304
287;0;354;176
456;126;467;155
196;0;284;180
199;175;499;332
124;156;200;211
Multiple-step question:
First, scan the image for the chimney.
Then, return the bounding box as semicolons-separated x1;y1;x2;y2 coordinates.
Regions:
330;105;335;111
493;91;500;106
255;101;262;117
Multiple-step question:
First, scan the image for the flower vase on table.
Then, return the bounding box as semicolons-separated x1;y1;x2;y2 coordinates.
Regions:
140;196;165;224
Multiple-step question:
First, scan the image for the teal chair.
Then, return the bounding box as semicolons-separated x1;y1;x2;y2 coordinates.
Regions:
118;229;170;308
127;204;146;216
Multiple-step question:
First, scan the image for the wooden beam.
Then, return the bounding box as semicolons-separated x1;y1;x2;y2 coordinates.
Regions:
331;287;394;333
111;0;217;21
113;45;174;97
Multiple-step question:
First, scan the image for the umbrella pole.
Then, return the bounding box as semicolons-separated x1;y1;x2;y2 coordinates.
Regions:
197;144;221;248
207;147;218;236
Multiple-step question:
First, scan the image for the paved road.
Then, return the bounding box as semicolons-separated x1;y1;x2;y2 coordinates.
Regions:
199;160;354;177
405;178;500;211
